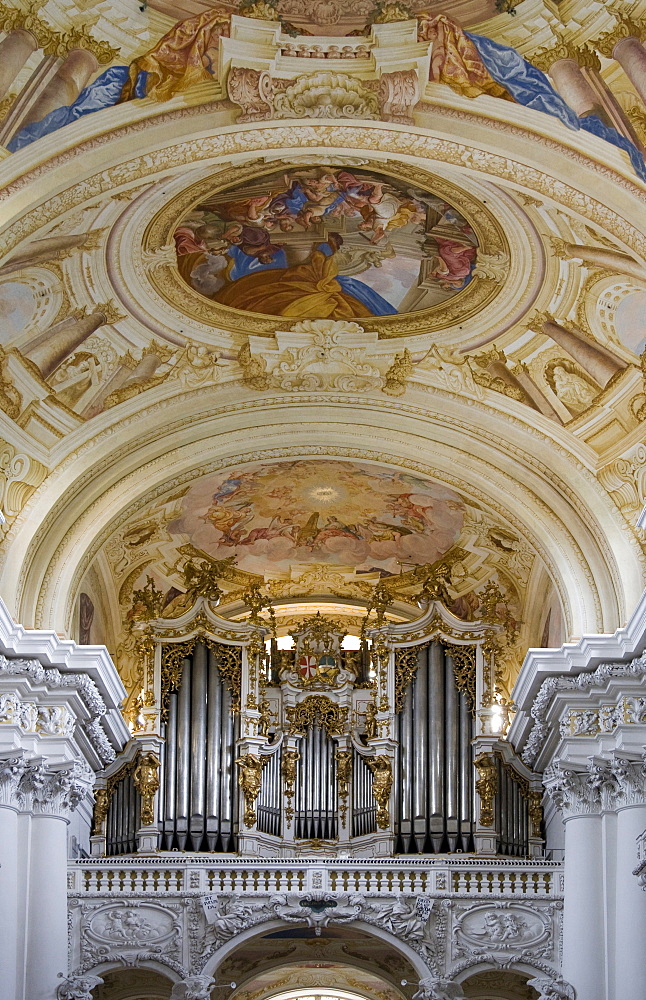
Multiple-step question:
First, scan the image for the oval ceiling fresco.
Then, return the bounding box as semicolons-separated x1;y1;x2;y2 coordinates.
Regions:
173;167;479;321
169;459;466;577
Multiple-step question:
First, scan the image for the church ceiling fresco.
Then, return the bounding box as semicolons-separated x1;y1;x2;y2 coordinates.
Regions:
0;0;643;656
175;167;478;320
168;459;466;576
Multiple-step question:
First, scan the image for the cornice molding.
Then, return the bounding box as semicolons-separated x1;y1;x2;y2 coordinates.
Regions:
0;597;129;761
509;591;646;766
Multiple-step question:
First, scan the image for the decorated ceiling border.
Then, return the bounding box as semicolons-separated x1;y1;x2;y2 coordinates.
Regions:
103;157;540;355
1;117;645;264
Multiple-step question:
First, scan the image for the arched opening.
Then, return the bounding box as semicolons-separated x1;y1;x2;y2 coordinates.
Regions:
461;969;540;999
209;923;423;1000
93;967;175;1000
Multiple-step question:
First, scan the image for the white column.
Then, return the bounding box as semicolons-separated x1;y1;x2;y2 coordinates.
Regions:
544;762;606;1000
612;755;646;998
0;755;27;1000
562;813;605;999
0;30;38;101
615;805;646;993
26;813;69;1000
20;760;93;1000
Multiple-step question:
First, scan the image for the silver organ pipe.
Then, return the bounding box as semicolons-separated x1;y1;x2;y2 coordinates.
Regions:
175;655;192;849
428;642;445;852
190;642;207;848
495;755;530;856
352;748;376;838
399;670;413;845
105;768;139;856
294;726;337;841
206;649;222;850
158;642;239;852
413;645;428;852
220;682;236;848
444;652;459;851
257;746;281;837
395;641;475;854
162;692;178;848
459;687;473;851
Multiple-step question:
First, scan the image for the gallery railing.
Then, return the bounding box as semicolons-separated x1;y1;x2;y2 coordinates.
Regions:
69;856;562;897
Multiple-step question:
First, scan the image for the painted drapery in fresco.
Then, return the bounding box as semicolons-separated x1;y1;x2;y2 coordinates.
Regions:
417;13;646;183
7;8;646;184
8;8;231;150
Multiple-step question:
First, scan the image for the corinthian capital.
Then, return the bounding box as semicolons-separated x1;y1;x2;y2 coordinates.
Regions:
20;759;93;818
611;754;646;807
0;751;30;808
543;760;601;818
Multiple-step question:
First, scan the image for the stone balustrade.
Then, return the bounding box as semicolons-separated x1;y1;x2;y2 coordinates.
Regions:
69;856;562;899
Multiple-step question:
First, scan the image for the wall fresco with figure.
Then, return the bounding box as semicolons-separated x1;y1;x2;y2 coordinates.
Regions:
173;167;478;319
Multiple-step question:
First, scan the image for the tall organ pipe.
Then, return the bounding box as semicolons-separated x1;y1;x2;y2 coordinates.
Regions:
395;641;475;853
105;770;139;856
158;642;239;852
220;685;236;849
295;727;336;841
257;748;281;837
413;646;428;852
163;693;178;849
459;690;472;852
400;674;413;845
206;650;222;850
190;643;207;849
428;642;445;851
444;652;459;851
175;656;192;850
352;749;376;838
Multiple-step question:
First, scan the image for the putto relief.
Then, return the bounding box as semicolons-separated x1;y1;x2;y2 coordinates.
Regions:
173;167;479;321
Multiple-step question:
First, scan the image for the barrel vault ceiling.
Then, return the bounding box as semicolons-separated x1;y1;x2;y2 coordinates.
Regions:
0;0;644;710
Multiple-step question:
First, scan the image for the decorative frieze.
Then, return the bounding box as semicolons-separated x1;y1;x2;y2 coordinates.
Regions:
69;864;561;984
522;651;646;768
0;692;75;736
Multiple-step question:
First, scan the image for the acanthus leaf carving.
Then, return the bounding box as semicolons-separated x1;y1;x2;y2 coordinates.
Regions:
377;69;419;124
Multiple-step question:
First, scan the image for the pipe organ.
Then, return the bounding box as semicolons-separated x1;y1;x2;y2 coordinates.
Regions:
92;596;544;859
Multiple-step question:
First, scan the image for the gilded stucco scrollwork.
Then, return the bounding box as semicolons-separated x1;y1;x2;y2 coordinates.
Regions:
160;638;242;718
285;695;348;736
